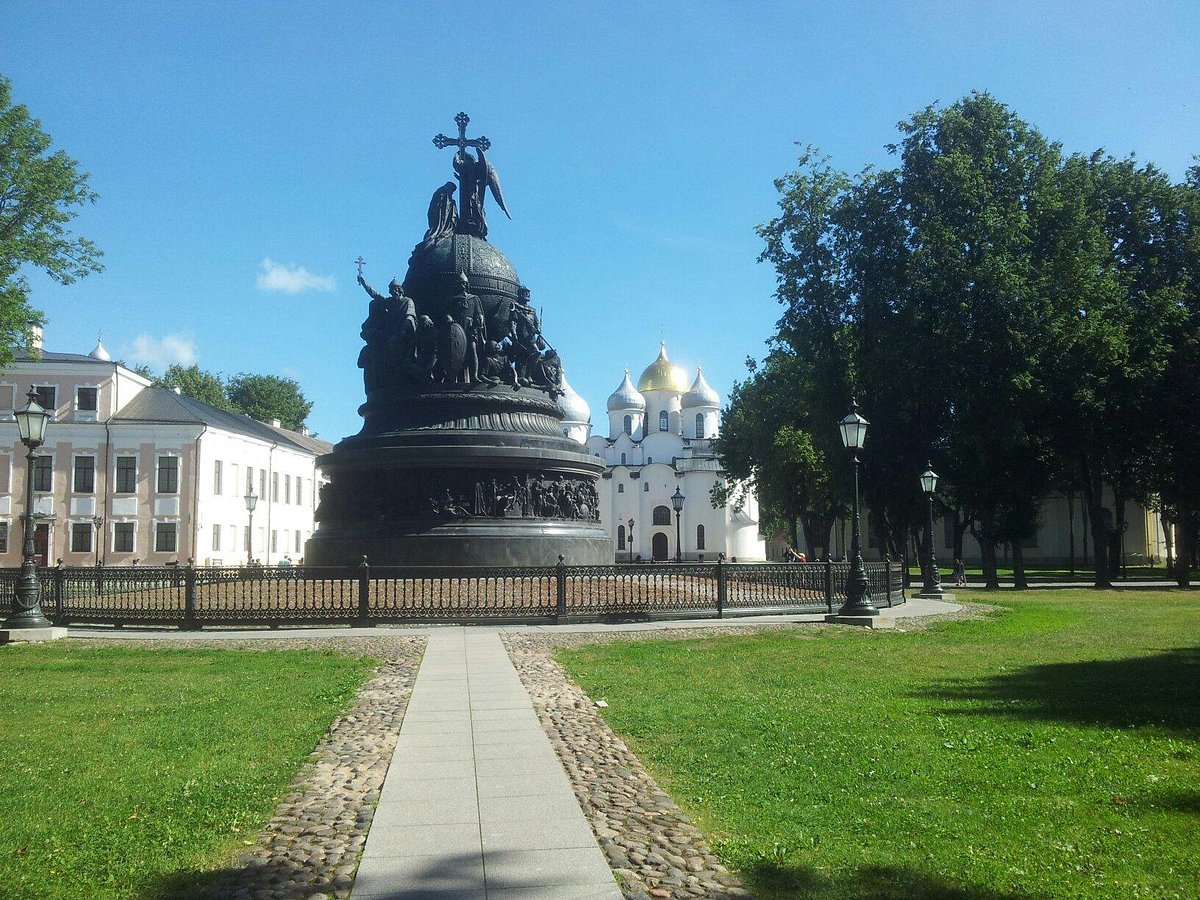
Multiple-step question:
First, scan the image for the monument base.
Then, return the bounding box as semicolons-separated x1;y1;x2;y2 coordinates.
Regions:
307;518;612;567
1;626;68;644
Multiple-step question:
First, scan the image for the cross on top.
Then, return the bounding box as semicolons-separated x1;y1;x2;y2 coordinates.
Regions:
433;112;491;154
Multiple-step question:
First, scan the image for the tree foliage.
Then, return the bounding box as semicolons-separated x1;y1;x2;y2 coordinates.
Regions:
734;92;1199;586
226;374;313;430
0;75;102;366
154;364;234;411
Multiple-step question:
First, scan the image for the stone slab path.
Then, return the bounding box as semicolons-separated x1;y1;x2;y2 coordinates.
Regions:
351;627;623;900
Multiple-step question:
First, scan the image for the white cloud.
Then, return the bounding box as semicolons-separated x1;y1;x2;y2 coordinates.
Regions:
127;333;198;369
256;258;336;294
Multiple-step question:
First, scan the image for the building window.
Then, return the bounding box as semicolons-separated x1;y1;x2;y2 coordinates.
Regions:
271;529;278;553
155;522;177;553
296;478;303;506
620;453;626;465
244;526;251;552
0;522;8;553
644;482;650;492
696;524;706;550
295;531;301;553
617;524;626;550
33;455;53;492
696;414;705;439
284;474;291;504
157;456;179;494
71;522;93;553
212;523;222;552
259;470;266;498
623;415;631;434
246;466;254;496
116;456;137;493
213;460;223;496
76;386;98;412
34;385;56;416
617;483;624;493
647;457;653;464
272;472;279;502
114;522;135;553
0;385;14;417
659;410;668;431
73;456;95;494
0;455;8;493
653;505;671;526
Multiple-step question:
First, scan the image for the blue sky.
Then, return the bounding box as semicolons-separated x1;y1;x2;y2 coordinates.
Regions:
5;1;1198;442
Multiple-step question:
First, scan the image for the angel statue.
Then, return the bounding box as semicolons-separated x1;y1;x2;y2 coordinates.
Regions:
454;145;509;240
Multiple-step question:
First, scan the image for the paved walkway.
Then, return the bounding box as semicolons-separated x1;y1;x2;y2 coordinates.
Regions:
350;628;622;900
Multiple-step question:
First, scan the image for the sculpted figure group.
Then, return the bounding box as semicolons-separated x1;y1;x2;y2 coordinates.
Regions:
357;272;562;396
317;473;599;524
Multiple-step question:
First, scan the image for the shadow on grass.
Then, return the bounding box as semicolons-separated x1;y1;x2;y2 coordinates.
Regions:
140;858;343;900
918;647;1200;737
745;861;1034;900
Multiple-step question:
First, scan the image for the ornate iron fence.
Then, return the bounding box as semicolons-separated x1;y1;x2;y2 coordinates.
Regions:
0;558;905;628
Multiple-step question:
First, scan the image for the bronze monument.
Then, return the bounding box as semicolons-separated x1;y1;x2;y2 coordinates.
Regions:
305;113;610;566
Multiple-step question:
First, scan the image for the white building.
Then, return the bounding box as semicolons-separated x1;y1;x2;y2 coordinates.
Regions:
0;339;331;567
564;344;765;562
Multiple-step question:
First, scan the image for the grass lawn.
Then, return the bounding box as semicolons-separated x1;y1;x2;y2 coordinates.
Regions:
0;644;376;900
558;590;1200;899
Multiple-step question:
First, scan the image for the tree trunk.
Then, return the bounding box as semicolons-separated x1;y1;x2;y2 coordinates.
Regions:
1013;541;1028;589
1112;489;1127;580
1162;511;1174;573
1066;490;1076;577
974;510;1000;589
953;514;966;564
1175;494;1193;588
1081;458;1112;588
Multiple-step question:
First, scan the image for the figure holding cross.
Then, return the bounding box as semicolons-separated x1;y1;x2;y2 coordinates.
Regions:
433;112;510;240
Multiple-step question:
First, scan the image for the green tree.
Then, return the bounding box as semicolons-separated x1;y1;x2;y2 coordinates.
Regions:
226;374;312;430
154;364;233;411
0;75;102;365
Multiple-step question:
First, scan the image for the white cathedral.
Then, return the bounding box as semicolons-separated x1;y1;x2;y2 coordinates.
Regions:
556;343;765;562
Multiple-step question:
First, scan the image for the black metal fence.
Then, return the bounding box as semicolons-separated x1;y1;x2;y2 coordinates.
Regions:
0;558;905;628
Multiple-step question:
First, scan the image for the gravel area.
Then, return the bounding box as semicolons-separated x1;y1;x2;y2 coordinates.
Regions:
84;634;427;900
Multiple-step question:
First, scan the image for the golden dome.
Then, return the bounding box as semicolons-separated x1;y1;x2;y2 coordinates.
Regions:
637;343;690;393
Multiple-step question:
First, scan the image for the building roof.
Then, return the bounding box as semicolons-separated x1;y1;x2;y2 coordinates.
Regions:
113;387;332;455
556;370;591;425
681;368;720;408
607;370;646;412
637;343;690;393
12;349;120;366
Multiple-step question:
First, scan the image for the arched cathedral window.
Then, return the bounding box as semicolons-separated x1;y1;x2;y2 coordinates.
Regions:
659;410;668;431
696;524;705;550
617;524;626;549
652;505;672;526
696;413;705;439
623;415;632;434
617;483;624;493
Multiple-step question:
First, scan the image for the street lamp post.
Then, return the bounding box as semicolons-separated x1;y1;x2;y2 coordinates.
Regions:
3;388;52;630
671;486;685;563
244;487;258;566
920;463;943;596
92;515;103;568
838;400;877;616
627;517;635;564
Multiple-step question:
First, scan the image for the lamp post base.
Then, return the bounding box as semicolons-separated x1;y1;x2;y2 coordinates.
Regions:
1;626;67;644
825;614;895;629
